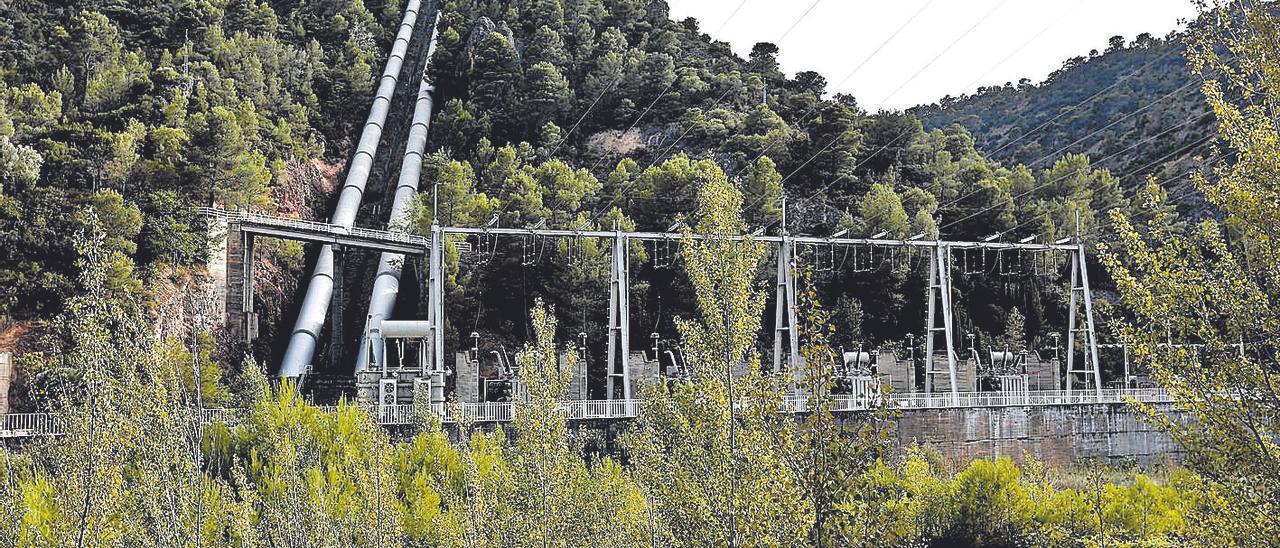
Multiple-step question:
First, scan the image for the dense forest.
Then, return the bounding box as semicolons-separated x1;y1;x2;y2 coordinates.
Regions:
0;0;413;377
378;0;1196;384
1;0;1279;545
0;0;1207;388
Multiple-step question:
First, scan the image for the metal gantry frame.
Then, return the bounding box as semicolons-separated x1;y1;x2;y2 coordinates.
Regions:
426;222;445;374
218;207;1103;395
423;226;1102;399
925;243;960;400
1066;242;1104;397
774;234;801;378
606;228;632;400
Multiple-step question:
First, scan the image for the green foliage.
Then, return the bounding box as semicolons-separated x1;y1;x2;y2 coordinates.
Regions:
0;0;395;316
523;61;570;127
744;156;783;226
850;452;1206;547
0;202;1234;547
914;27;1212;196
0;1;1261;544
628;168;821;545
0;212;251;546
999;308;1027;353
859;182;910;238
1099;3;1280;542
417;300;654;544
790;269;893;546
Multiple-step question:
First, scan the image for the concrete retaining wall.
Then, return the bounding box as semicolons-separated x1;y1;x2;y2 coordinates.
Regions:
889;403;1183;468
434;403;1184;468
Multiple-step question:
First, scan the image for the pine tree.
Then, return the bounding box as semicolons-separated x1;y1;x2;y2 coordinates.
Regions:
524;25;570;69
859;183;910;238
523;61;570;128
468;32;522;123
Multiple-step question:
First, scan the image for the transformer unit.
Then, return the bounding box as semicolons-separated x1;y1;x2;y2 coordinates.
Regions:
355;319;445;409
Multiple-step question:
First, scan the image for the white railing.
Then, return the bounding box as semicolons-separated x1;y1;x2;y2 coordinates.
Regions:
204;208;430;247
0;391;1172;437
0;413;59;437
782;388;1170;412
453;402;515;423
200;408;244;425
888;388;1171;410
358;400;644;425
568;399;639;419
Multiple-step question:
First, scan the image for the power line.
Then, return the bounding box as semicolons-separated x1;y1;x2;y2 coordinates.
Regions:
935;107;1205;219
983;46;1184;159
1076;156;1222;242
506;0;768;223
932;61;1219;239
1023;79;1201;168
586;78;678;174
950;0;1089;99
639;3;833;172
871;0;1012;112
967;152;1217;248
714;0;752;35
768;107;1205;243
829;0;939;92
938;136;1214;235
728;0;939;180
800;125;1208;243
846;66;1210;233
587;0;793;177
546;65;628;159
749;0;1011;221
773;35;1205;232
588;0;835;222
777;0;824;43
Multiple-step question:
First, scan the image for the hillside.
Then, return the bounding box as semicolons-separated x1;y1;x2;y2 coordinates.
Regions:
389;0;1190;368
0;0;411;322
0;0;1209;375
911;28;1216;202
0;2;1274;545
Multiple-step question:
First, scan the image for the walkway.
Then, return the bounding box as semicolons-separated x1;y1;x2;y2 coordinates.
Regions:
0;389;1171;438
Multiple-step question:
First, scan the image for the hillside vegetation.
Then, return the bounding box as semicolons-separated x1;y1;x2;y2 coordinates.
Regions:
0;0;404;318
390;0;1190;373
0;0;1209;381
912;28;1216;209
1;0;1279;545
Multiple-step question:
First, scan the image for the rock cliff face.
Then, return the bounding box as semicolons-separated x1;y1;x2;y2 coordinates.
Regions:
465;16;519;67
209;156;345;363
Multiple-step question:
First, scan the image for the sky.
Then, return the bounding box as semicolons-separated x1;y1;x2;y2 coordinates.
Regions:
666;0;1200;111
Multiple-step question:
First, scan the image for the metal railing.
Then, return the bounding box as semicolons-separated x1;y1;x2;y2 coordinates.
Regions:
204;208;431;247
783;388;1170;412
0;391;1172;438
888;388;1170;410
0;413;59;437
